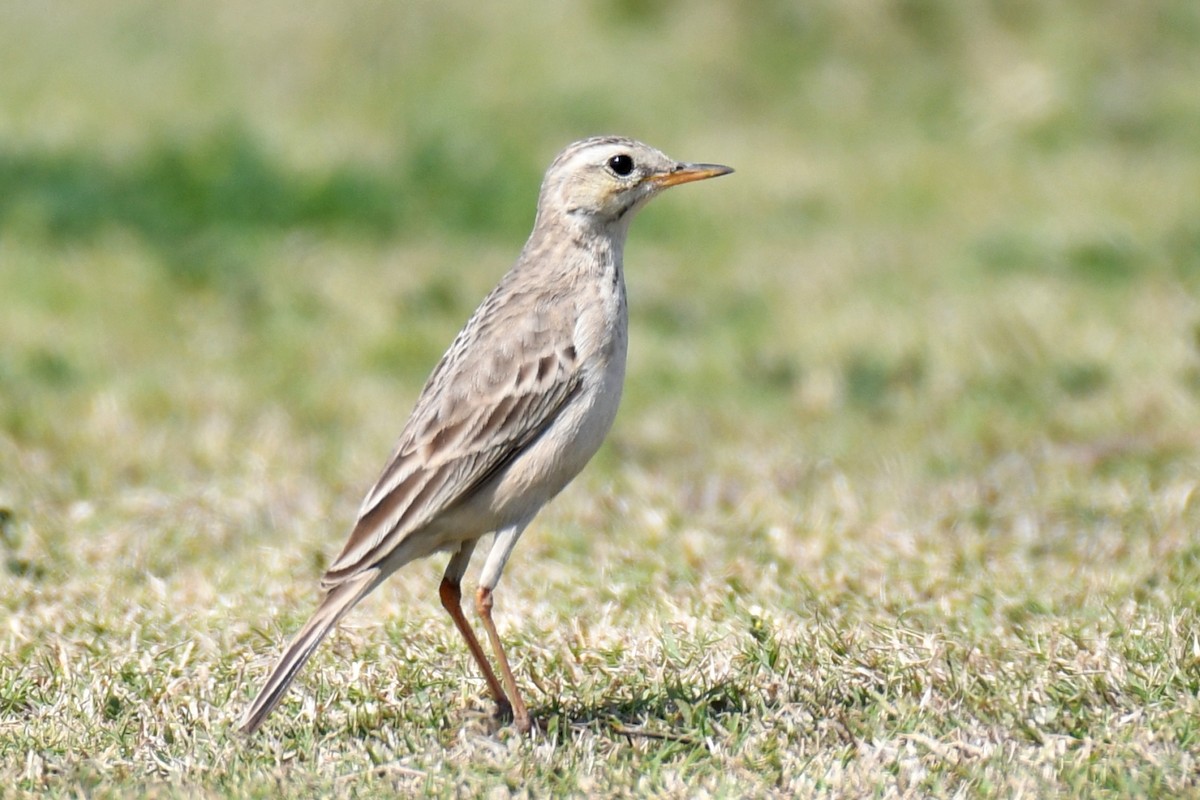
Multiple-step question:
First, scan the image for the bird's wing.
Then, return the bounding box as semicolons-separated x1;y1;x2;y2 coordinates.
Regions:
322;295;582;585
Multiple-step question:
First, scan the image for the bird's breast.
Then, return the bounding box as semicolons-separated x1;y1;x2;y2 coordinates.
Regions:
472;274;627;528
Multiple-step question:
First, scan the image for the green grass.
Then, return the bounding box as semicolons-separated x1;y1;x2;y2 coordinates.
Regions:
3;0;1200;796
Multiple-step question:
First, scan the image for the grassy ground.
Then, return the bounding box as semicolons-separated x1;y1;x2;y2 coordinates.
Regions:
2;0;1200;796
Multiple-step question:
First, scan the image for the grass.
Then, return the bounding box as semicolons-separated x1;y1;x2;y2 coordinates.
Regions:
2;0;1200;796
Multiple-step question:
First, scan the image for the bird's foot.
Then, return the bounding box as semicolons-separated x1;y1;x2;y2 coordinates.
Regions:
491;698;534;735
492;697;514;723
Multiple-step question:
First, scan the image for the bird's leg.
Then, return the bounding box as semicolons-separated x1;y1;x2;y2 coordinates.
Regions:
474;523;533;733
475;585;531;734
439;545;511;718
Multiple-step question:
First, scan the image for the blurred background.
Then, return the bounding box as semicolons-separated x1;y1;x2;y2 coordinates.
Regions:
3;1;1200;790
2;0;1198;628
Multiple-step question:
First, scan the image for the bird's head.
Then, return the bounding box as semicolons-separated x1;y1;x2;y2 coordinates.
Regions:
534;136;732;233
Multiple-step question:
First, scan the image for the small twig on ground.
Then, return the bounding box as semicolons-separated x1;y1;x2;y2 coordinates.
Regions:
335;761;427;784
608;719;697;745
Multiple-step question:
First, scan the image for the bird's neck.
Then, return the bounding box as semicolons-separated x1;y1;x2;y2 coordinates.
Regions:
527;213;629;281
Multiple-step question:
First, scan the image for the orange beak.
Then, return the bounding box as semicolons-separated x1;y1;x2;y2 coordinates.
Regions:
651;162;734;188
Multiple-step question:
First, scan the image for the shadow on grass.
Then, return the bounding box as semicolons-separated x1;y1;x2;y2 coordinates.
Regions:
533;676;753;746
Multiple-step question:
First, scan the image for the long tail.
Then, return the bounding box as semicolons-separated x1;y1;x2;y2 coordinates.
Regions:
239;569;380;735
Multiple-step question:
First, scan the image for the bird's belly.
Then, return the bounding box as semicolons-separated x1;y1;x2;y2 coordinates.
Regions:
466;344;626;530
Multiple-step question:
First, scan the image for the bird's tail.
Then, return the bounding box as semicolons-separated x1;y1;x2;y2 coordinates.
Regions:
239;569;380;735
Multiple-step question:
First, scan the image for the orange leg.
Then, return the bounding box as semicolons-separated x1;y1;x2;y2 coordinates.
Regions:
438;577;512;719
476;586;531;734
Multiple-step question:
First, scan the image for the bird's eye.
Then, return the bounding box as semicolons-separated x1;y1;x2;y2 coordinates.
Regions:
607;154;634;177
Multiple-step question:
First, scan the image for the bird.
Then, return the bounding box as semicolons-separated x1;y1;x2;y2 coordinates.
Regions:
239;135;732;736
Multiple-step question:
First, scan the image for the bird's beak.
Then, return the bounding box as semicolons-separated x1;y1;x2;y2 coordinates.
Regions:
651;162;734;188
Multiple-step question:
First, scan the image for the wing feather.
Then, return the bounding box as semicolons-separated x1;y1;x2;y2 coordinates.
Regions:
322;304;581;586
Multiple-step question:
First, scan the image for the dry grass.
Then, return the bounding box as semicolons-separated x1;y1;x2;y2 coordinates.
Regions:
3;1;1200;797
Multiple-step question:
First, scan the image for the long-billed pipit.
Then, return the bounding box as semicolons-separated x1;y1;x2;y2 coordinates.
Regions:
239;136;732;735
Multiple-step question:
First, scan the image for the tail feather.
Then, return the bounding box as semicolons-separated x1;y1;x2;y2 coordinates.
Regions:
239;570;380;735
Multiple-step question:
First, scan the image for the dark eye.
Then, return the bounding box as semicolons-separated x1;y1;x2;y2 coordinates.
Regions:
607;154;634;177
